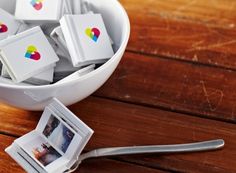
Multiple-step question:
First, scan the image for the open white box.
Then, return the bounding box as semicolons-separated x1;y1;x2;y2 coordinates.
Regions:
6;98;94;173
0;0;130;110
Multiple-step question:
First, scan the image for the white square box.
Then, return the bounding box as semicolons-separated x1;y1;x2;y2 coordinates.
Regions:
0;76;32;86
0;26;59;83
0;8;24;40
50;26;70;59
56;64;95;84
72;0;82;14
54;57;81;82
15;0;72;22
1;66;54;85
5;98;94;173
60;14;114;67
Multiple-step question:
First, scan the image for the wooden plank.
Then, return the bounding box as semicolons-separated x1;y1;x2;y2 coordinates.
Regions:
0;104;41;136
121;0;236;26
73;97;236;173
0;134;166;173
0;97;236;172
95;52;236;122
0;135;24;172
120;0;236;69
78;158;167;173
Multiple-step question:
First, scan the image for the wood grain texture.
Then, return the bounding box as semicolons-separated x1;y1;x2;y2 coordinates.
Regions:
0;135;24;173
78;158;167;173
120;0;236;69
95;52;236;122
0;104;41;136
1;97;235;172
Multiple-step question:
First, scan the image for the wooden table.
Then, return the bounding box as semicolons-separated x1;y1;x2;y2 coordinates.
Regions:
1;0;236;172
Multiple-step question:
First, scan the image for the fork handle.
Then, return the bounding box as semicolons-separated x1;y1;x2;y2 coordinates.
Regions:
79;139;224;161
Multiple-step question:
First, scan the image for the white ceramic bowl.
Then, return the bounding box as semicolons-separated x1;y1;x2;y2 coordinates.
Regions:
0;0;130;110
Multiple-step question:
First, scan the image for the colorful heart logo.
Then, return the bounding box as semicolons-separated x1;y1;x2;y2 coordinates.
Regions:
0;22;8;33
85;28;100;42
30;0;43;11
25;45;41;61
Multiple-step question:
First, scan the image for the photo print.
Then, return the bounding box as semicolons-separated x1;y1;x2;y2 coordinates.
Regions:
23;135;61;167
43;114;75;153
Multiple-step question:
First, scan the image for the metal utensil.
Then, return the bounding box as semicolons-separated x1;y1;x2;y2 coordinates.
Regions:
65;139;224;172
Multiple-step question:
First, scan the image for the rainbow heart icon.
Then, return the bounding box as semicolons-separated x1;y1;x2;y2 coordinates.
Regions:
25;45;41;61
0;22;8;33
30;0;44;11
85;28;100;42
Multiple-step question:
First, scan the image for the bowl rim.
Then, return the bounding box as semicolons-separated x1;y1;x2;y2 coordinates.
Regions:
0;0;130;90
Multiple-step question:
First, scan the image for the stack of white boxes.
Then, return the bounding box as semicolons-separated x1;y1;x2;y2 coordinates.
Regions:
0;0;114;85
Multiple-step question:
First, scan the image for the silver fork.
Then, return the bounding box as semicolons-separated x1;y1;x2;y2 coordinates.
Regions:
65;139;224;172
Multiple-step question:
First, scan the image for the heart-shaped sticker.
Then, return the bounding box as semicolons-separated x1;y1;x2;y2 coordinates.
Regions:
25;45;41;61
31;0;43;11
85;28;100;42
0;23;8;33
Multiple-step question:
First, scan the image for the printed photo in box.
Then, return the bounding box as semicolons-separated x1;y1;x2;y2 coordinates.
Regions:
43;114;75;153
22;135;62;167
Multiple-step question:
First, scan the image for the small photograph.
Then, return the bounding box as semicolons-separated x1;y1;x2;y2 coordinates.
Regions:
23;135;61;167
43;114;75;153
